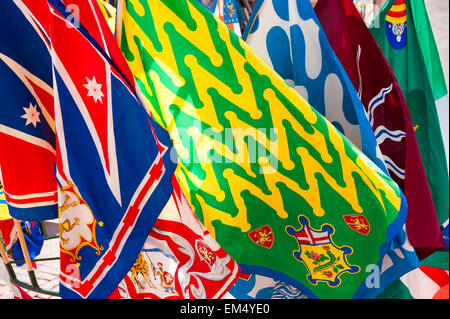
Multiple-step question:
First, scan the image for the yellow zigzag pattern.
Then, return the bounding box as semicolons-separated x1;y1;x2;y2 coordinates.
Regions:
122;0;400;237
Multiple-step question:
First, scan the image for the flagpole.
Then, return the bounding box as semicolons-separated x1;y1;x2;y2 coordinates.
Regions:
13;219;33;272
13;219;39;288
115;0;124;46
0;237;10;265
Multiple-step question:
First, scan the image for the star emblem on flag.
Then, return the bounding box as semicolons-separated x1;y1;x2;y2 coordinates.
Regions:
21;102;41;127
83;76;104;103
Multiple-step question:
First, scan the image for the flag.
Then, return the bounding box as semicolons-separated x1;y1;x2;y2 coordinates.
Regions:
228;272;310;299
409;0;449;250
314;0;442;257
109;177;239;299
119;0;409;298
354;0;448;104
1;0;238;299
197;0;243;36
399;265;449;299
0;0;57;221
410;0;448;102
243;0;419;298
0;219;44;267
62;0;135;87
49;0;239;299
96;0;117;34
243;0;387;173
369;0;449;253
0;184;10;221
47;0;178;298
353;0;377;25
214;0;243;37
376;265;449;299
0;218;15;251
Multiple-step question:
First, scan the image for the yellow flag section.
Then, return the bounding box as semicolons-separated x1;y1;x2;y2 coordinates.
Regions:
97;0;116;34
118;0;407;298
0;185;11;221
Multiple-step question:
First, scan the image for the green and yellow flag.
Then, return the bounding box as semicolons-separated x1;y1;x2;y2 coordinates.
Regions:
118;0;408;298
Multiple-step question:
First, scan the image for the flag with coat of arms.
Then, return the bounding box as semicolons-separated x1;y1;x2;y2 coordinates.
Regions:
1;0;240;299
53;0;239;299
314;0;447;296
118;0;411;299
370;0;449;256
242;0;420;298
197;0;243;36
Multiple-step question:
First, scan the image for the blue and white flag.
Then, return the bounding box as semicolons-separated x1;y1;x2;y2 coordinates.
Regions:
244;0;387;173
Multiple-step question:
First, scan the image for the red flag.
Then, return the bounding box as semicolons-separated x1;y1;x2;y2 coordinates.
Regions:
51;0;239;298
314;0;445;256
62;0;136;92
0;0;57;221
400;265;449;299
108;177;240;299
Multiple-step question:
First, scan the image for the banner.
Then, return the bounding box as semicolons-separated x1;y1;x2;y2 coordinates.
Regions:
119;0;409;298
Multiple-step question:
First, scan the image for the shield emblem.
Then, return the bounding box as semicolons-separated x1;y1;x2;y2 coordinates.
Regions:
163;271;174;285
343;215;370;235
286;215;360;287
248;225;274;249
385;0;407;50
196;240;216;266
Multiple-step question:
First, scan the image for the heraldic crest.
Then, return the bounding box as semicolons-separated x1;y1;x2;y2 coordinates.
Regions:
286;215;360;287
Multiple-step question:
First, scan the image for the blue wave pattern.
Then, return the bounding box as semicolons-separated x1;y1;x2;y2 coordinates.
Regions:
229;273;310;299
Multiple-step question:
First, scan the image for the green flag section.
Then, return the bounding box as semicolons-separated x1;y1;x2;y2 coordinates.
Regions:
410;0;448;101
370;0;449;254
119;0;408;298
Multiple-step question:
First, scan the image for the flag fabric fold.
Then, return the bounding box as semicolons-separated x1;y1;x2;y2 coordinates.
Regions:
370;0;449;255
48;0;178;298
243;0;387;173
1;0;446;299
109;177;239;299
0;0;57;221
53;0;239;299
0;184;10;221
1;0;239;299
410;0;448;102
118;0;409;298
314;0;440;257
408;0;449;252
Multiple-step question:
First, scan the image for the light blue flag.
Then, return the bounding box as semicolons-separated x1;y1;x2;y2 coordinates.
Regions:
238;0;420;299
244;0;387;173
228;273;310;299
